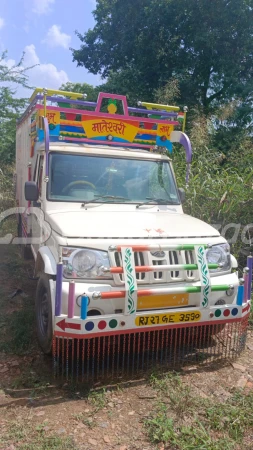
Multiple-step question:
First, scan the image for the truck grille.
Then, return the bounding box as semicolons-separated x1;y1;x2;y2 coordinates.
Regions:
112;250;198;285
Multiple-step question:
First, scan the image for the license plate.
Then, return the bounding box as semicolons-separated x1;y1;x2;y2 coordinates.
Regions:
137;293;189;310
135;311;201;327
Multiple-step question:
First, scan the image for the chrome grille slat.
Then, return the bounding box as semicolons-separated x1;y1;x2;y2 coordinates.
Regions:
152;259;167;280
185;249;195;278
134;252;145;280
111;249;198;285
169;250;180;279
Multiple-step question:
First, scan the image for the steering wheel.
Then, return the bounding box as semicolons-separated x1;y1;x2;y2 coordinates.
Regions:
62;180;96;194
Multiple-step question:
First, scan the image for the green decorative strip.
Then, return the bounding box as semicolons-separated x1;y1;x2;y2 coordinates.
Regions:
176;244;210;251
133;139;156;144
60;132;87;138
208;264;219;269
185;264;198;270
183;263;219;270
186;287;201;293
211;285;231;292
186;285;231;294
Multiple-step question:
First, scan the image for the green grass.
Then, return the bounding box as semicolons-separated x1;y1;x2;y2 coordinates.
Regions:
176;422;234;450
144;402;176;444
73;412;96;428
145;372;253;449
145;404;234;449
5;431;77;450
0;414;78;450
19;436;77;450
0;295;35;355
0;242;36;356
88;388;107;412
205;390;253;442
149;371;201;418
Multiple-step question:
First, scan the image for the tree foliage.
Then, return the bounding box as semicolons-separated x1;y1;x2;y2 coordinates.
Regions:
59;81;99;102
0;51;34;165
69;4;253;263
72;0;253;115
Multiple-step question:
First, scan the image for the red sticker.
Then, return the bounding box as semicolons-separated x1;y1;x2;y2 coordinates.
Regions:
98;320;107;330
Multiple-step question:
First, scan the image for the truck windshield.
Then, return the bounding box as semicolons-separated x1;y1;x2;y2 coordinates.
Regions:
48;153;180;204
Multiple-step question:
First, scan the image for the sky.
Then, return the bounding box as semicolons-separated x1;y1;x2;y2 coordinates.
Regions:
0;0;101;97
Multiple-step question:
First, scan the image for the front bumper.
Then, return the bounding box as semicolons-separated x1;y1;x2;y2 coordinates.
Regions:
50;243;247;339
55;271;239;317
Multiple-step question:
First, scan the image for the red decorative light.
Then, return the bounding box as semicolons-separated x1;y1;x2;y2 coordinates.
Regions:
223;309;230;317
98;320;107;330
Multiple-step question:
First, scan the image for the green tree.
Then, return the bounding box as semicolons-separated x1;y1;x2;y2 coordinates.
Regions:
98;69;150;104
72;0;253;114
60;78;141;111
0;51;34;164
59;81;99;102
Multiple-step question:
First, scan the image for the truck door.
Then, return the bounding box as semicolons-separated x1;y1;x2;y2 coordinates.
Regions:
31;154;44;256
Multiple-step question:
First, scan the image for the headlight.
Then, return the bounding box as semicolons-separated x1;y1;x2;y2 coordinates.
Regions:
62;247;112;279
206;243;231;273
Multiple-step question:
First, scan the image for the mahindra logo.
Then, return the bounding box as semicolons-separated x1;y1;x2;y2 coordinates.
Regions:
150;251;166;258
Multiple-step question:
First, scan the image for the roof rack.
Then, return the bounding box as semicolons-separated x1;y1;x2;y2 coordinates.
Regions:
18;88;192;183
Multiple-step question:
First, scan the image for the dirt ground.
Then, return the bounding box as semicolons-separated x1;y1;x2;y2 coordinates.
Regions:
0;244;253;450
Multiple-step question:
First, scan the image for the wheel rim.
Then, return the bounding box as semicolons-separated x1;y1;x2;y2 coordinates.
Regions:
38;291;49;337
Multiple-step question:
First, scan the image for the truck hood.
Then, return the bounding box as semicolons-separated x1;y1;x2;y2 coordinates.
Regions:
47;210;220;239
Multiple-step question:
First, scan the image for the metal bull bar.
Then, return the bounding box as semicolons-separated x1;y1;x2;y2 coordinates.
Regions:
52;244;251;381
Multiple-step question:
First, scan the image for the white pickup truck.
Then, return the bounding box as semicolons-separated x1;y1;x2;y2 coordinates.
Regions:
15;88;245;374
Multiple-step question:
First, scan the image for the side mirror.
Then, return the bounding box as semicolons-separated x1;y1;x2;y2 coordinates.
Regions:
25;181;39;202
178;188;186;204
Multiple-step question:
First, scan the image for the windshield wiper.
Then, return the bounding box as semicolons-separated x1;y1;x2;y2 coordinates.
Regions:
136;197;178;208
82;195;129;206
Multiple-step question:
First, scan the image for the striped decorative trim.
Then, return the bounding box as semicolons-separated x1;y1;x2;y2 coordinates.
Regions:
196;245;210;308
122;247;137;315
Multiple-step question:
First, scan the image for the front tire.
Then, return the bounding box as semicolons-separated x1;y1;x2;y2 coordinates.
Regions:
35;274;53;354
